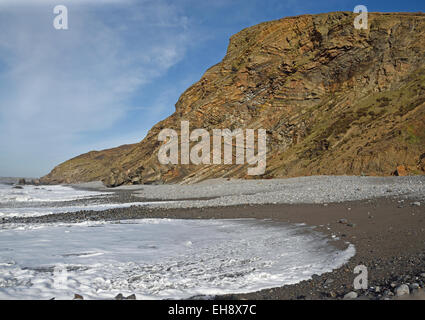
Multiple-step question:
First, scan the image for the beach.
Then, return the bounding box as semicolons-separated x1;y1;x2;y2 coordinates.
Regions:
1;176;424;299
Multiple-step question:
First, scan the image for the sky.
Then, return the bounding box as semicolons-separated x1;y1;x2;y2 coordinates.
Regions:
0;0;424;177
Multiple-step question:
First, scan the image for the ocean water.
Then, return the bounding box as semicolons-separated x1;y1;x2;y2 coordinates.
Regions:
0;184;355;300
0;183;111;203
0;184;176;218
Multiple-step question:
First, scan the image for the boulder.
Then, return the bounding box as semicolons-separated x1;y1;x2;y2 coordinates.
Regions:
30;179;40;186
395;284;410;296
343;291;358;300
419;153;425;171
394;165;407;176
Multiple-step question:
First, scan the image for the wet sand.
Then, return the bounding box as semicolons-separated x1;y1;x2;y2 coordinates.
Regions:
124;197;425;300
5;192;425;300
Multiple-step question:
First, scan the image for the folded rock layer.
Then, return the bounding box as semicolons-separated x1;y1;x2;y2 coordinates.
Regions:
41;12;425;186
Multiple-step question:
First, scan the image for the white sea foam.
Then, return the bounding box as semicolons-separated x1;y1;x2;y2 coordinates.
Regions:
0;219;355;300
0;184;111;203
0;184;180;218
0;183;355;299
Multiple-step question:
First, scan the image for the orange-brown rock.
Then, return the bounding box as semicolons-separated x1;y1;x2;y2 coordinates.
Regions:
419;153;425;171
394;165;408;176
41;12;425;187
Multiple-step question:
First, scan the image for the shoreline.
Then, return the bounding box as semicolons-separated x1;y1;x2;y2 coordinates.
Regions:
3;197;424;300
1;177;424;300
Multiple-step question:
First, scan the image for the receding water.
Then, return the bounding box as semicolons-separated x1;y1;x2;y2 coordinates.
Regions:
0;218;354;300
0;184;176;218
0;183;355;299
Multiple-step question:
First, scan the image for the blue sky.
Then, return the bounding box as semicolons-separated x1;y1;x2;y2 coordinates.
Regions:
0;0;424;177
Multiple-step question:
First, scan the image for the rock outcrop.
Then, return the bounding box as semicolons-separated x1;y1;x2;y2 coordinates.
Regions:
41;12;425;187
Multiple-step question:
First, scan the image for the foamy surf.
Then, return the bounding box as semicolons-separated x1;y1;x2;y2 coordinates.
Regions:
0;184;111;203
0;184;182;218
0;219;355;300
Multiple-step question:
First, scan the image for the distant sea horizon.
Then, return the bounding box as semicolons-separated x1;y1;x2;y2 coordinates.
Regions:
0;177;37;185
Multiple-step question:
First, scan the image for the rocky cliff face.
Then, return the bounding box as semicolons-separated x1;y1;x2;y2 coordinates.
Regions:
41;12;425;186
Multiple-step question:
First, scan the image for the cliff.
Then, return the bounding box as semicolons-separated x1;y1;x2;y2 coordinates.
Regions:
41;12;425;186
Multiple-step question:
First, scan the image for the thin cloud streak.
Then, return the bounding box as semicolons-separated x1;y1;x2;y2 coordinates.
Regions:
0;1;192;177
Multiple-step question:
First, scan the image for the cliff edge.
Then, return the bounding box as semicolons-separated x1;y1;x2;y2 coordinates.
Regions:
41;12;425;186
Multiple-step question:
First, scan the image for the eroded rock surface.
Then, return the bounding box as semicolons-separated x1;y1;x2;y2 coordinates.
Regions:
41;12;425;187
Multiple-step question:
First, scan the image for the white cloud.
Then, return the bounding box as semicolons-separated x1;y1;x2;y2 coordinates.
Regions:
0;1;192;176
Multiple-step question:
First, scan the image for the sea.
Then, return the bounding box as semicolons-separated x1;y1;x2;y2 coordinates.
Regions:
0;179;355;300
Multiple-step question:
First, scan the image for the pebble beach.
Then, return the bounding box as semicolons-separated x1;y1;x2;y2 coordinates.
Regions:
1;176;424;300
